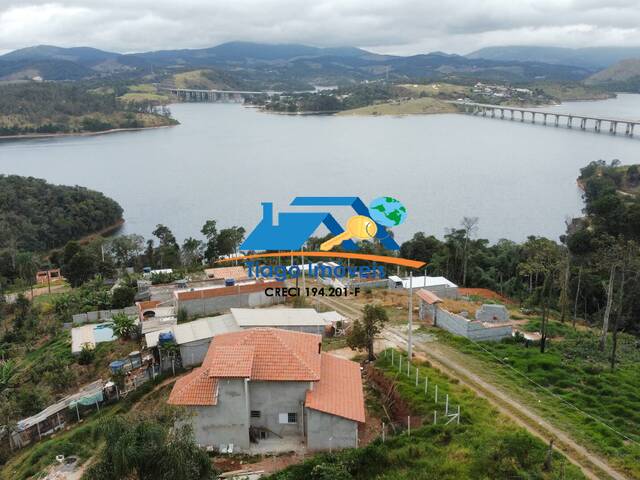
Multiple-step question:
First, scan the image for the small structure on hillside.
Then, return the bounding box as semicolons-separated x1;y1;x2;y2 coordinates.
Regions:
36;269;62;285
417;289;511;342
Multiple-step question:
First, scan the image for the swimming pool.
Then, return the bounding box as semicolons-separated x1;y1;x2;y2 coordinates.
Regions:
93;323;116;343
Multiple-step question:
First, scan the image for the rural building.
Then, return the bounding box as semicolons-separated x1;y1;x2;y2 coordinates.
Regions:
168;328;365;452
35;268;62;284
173;280;285;317
417;289;512;341
388;275;458;298
145;308;341;368
145;314;241;368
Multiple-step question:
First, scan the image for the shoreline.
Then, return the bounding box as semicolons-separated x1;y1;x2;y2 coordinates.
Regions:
0;124;176;141
78;218;125;245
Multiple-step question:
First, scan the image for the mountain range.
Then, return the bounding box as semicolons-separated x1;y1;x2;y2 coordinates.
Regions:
1;42;639;88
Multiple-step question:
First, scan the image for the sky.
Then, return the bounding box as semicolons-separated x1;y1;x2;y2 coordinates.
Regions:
1;0;640;55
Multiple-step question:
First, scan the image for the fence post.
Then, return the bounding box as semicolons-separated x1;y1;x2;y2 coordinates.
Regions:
407;416;411;436
398;356;402;373
433;411;437;424
457;405;461;425
424;376;428;395
407;360;410;376
391;349;394;365
382;422;385;442
435;385;438;404
445;394;449;416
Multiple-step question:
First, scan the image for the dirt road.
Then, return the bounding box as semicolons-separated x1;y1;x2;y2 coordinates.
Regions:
313;295;629;480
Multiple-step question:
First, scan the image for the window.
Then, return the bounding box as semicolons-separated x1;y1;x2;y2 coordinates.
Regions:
278;412;298;424
251;410;261;418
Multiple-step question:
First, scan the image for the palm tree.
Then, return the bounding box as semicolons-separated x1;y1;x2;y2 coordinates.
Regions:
111;313;136;340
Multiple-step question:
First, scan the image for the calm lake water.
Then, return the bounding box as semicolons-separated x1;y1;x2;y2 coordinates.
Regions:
1;94;639;244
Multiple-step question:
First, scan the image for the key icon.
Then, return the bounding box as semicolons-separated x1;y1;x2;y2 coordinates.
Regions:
320;215;378;251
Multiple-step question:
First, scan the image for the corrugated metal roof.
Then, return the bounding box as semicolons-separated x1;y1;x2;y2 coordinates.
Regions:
144;314;240;347
400;276;457;289
230;308;326;327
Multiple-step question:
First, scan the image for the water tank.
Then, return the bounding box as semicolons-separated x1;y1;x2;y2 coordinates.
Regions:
109;360;126;374
158;332;175;345
225;278;235;287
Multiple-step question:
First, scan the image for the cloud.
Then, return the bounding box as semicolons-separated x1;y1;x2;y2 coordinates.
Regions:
1;0;639;55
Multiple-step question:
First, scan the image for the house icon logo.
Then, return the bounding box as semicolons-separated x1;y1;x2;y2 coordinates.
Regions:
240;196;406;252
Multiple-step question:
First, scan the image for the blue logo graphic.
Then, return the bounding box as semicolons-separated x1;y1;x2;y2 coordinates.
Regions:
240;196;406;252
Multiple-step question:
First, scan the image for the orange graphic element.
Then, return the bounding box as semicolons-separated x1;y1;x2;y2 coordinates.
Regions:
215;251;426;269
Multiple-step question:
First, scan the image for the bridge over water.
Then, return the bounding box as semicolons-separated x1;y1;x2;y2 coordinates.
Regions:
450;101;638;137
160;87;273;102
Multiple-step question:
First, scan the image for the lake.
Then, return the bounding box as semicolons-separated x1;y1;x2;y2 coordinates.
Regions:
1;95;639;245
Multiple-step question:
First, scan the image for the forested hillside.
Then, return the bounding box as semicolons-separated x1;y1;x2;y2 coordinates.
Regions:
0;82;176;136
0;175;123;253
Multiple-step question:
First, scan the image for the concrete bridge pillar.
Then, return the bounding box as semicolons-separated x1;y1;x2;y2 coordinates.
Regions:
567;116;573;128
510;110;514;120
580;118;586;130
610;121;617;134
491;108;495;118
554;115;559;127
543;113;547;125
482;107;487;117
531;112;536;123
500;109;505;119
595;120;601;132
520;111;524;122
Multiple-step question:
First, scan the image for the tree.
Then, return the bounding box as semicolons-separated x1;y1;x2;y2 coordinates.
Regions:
111;285;136;309
111;313;136;339
181;237;203;268
216;226;246;258
108;234;144;269
83;412;214;480
153;224;180;268
201;220;219;264
16;252;39;297
347;304;388;361
461;217;479;287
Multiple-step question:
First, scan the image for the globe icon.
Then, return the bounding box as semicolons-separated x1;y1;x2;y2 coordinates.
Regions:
368;197;407;228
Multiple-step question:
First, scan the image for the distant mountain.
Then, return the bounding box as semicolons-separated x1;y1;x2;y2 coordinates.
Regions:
585;59;640;91
467;46;640;70
0;41;597;85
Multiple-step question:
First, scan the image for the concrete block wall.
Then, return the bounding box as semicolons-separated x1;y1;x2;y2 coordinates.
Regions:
475;304;509;323
305;409;358;450
249;381;308;438
72;306;138;324
189;379;250;450
422;303;512;342
179;291;282;317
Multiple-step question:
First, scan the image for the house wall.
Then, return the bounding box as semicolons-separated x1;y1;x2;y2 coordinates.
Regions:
178;291;282;317
187;379;250;450
248;381;308;438
179;338;213;367
305;409;358;451
239;324;326;336
420;303;511;342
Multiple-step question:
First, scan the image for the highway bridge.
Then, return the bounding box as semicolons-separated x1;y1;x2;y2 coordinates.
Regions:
160;87;272;102
450;101;638;137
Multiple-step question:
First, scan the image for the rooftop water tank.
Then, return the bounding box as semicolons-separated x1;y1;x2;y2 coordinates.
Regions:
225;278;235;287
109;360;126;374
158;332;175;345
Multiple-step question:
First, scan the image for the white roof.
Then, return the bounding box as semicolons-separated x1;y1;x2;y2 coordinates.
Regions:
388;275;403;283
400;276;457;289
230;308;327;327
318;311;347;325
145;314;240;348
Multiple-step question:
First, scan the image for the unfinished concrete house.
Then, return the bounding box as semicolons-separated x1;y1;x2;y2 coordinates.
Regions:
167;328;365;453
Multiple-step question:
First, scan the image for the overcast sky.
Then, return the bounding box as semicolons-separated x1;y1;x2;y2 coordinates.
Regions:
2;0;640;55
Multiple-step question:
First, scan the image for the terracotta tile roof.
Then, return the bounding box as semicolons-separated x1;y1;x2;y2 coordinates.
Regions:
167;368;218;406
207;346;255;378
416;289;443;305
207;328;321;381
205;266;248;280
305;353;365;423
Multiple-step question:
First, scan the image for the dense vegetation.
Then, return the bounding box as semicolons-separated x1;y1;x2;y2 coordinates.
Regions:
267;350;584;480
0;175;123;253
0;82;176;136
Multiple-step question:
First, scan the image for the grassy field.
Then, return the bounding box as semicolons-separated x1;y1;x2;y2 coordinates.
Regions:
536;83;614;102
397;82;471;98
337;97;457;116
433;325;640;478
267;349;584;480
118;83;171;104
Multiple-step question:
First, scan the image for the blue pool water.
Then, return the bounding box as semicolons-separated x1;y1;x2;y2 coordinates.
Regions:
93;323;116;343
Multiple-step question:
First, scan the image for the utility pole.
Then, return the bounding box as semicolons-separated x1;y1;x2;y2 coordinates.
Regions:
408;271;413;360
